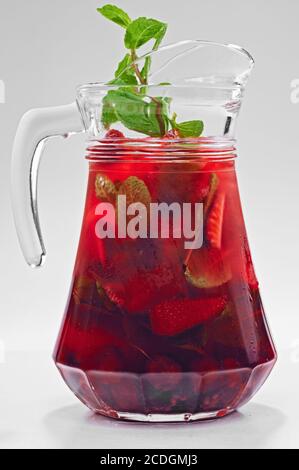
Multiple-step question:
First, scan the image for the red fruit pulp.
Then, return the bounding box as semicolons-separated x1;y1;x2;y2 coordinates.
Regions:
54;139;276;419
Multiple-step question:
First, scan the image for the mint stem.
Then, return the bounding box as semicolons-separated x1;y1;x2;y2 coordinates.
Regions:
130;49;147;85
130;49;166;136
151;97;166;136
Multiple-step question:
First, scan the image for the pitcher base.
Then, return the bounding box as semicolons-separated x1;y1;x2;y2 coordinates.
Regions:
98;408;235;423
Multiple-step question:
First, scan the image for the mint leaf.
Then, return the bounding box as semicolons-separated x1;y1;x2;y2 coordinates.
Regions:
109;75;138;86
104;89;169;136
108;54;138;85
124;17;167;49
115;54;133;77
111;89;161;135
175;120;204;138
97;4;131;28
141;56;151;82
153;22;167;49
101;92;118;129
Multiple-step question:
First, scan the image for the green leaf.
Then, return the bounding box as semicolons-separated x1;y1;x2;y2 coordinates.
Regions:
175;120;204;138
108;76;138;86
112;89;161;135
103;89;169;136
141;56;151;82
101;92;118;129
153;22;167;49
124;17;167;49
97;4;131;28
108;54;138;85
115;54;133;77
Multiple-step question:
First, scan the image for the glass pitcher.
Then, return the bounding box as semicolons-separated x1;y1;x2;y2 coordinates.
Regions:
11;41;276;422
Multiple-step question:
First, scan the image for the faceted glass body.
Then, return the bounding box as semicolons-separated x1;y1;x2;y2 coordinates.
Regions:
54;143;276;422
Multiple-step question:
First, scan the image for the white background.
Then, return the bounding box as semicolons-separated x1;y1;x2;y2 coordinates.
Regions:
0;0;299;448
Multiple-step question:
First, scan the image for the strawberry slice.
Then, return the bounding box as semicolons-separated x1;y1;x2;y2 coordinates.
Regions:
150;296;227;336
206;192;225;249
204;173;219;216
117;175;151;212
185;245;231;288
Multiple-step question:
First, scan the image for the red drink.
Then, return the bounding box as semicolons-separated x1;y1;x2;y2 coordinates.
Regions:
54;139;276;421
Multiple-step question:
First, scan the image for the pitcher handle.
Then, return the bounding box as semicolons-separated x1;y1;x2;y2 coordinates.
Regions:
11;102;84;267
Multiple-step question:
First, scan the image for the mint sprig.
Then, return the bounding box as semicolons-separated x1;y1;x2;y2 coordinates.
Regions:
97;4;204;138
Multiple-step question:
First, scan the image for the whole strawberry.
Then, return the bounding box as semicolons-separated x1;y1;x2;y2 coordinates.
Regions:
151;296;227;336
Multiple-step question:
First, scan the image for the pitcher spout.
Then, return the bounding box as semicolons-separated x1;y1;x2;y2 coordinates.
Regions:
145;40;254;89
